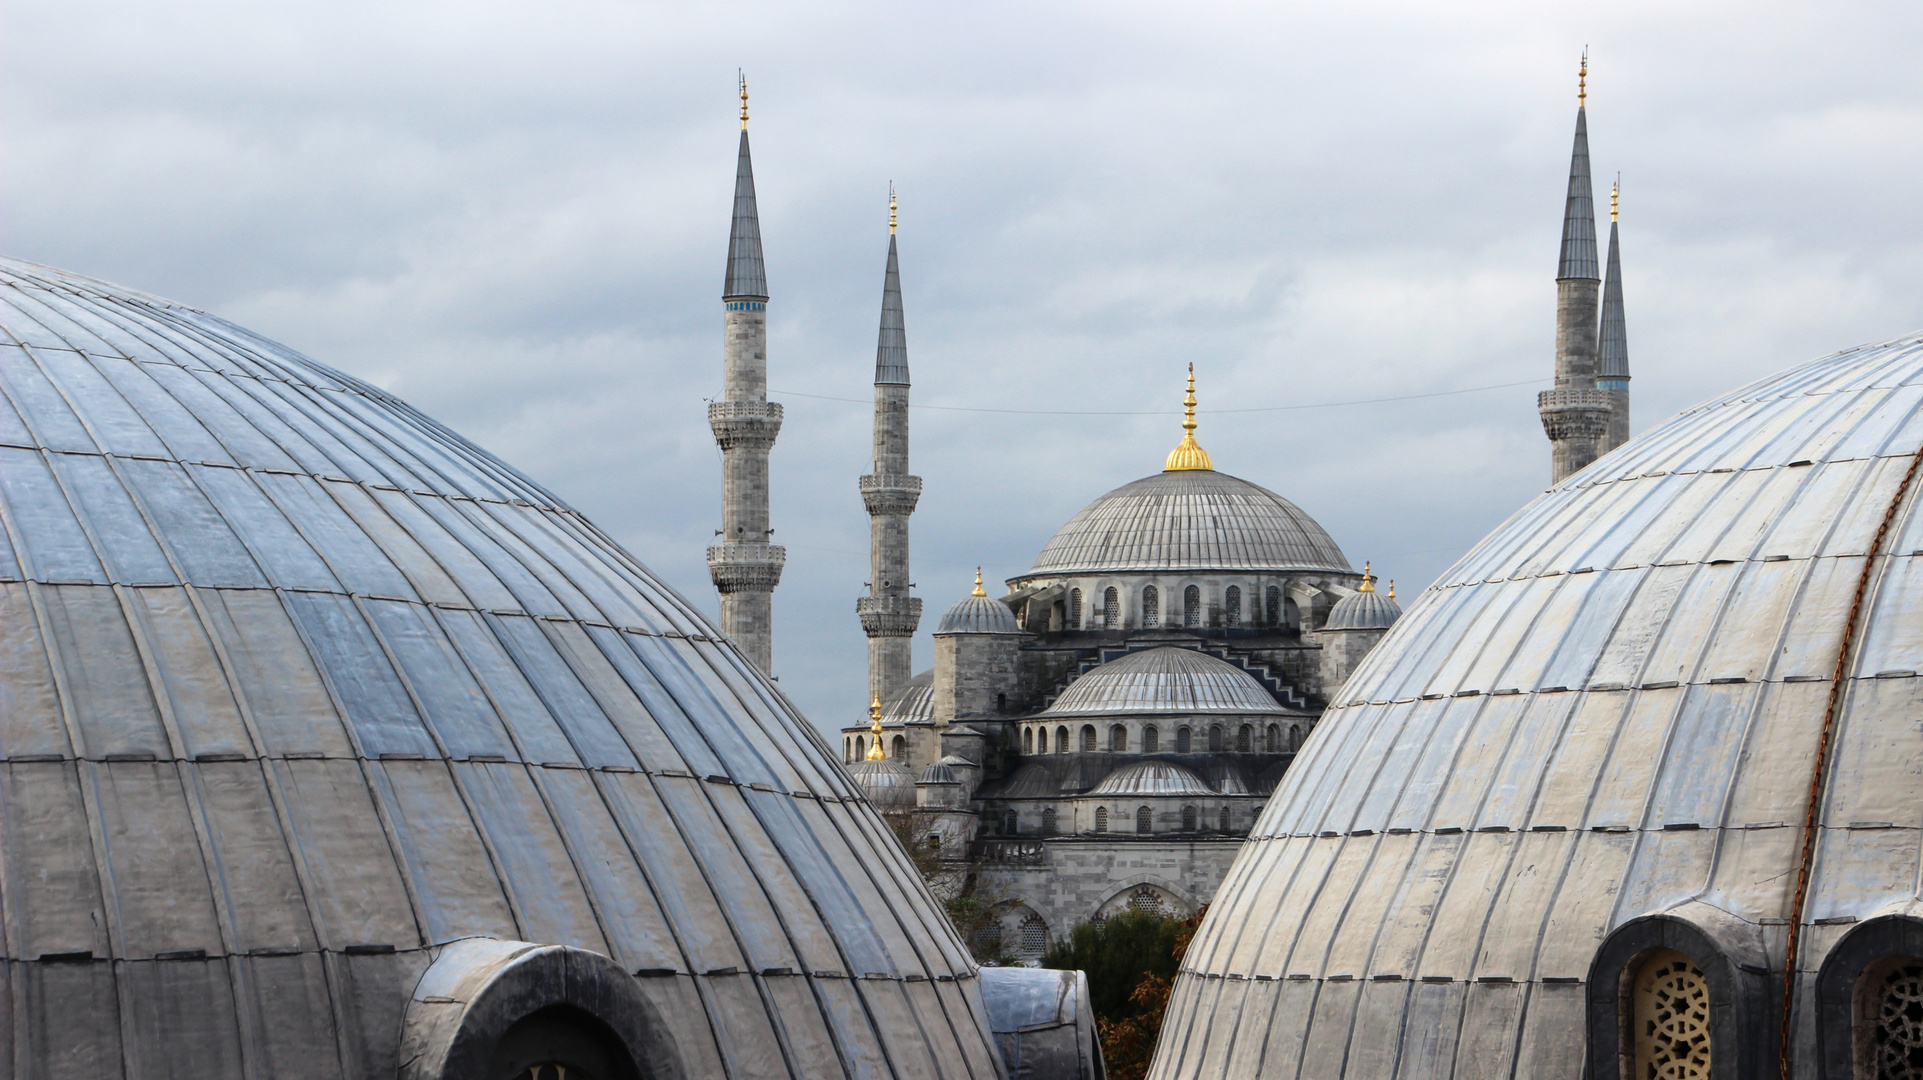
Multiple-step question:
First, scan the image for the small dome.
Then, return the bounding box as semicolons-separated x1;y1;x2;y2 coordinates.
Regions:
1323;566;1402;630
847;758;918;810
918;761;960;785
1042;647;1290;717
882;669;936;724
937;574;1022;634
1087;760;1215;797
938;753;976;768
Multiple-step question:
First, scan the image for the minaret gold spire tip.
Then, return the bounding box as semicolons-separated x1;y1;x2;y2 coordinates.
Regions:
1359;561;1375;593
1164;362;1214;471
972;568;986;597
1611;176;1619;222
889;182;897;235
1388;580;1396;600
1578;49;1587;107
739;72;749;130
865;693;885;760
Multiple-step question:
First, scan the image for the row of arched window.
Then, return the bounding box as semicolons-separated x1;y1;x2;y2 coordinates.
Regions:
1020;722;1300;755
1001;804;1238;836
1061;583;1299;630
842;733;908;763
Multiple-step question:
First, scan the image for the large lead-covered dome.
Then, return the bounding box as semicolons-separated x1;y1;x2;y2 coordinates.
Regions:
1152;331;1923;1079
1021;469;1351;577
0;258;999;1079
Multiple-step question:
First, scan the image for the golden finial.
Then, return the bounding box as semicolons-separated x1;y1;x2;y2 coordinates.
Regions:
1611;176;1619;223
865;693;886;760
1358;561;1376;593
1163;363;1214;471
1578;49;1587;107
739;71;750;130
972;567;986;597
889;183;898;235
1388;580;1397;600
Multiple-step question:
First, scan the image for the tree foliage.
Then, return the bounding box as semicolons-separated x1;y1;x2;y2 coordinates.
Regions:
1041;907;1206;1080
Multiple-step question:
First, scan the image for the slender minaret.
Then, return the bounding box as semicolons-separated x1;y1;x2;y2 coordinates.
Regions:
1597;178;1631;454
856;186;922;705
706;75;784;675
1537;53;1612;484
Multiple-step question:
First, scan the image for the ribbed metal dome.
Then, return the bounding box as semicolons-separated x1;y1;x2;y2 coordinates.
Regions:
1322;586;1402;630
1086;760;1215;797
847;758;918;810
917;761;960;785
1022;469;1351;576
936;593;1022;634
1153;330;1923;1080
0;258;997;1079
881;668;935;725
1041;647;1289;717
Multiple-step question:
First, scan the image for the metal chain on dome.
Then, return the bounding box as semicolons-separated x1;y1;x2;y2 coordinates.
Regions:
1780;439;1923;1080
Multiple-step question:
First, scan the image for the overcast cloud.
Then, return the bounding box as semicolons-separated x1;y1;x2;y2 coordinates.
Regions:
6;0;1922;735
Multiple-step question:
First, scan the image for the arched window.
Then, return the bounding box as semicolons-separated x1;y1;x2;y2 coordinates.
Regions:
1110;724;1127;752
856;736;866;759
1237;725;1252;753
497;1006;643;1080
1023;727;1033;755
1136;806;1152;834
1128;886;1164;915
1218;806;1231;832
1104;587;1120;628
1592;914;1767;1079
1069;588;1083;628
1182;806;1198;831
997;692;1007;712
1004;809;1019;834
1266;724;1281;753
1019;915;1047;958
845;738;853;762
1225;586;1241;627
1184;585;1201;627
1042;807;1057;836
1266;585;1281;627
1631;950;1711;1077
1142;586;1159;627
1055;726;1069;754
1816;916;1923;1078
892;734;906;760
1176;726;1192;753
1289;724;1302;751
1859;955;1923;1076
1284;596;1300;630
1208;725;1223;752
1143;726;1159;753
1094;806;1109;832
1081;725;1097;753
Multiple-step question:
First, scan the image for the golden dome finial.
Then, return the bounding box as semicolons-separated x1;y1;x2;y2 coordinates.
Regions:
889;183;898;235
1611;176;1619;222
972;567;986;597
1358;561;1376;593
1163;363;1214;471
739;71;750;130
865;693;886;760
1388;580;1397;600
1578;49;1587;107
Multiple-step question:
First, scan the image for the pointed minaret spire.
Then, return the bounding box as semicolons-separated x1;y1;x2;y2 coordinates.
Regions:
858;185;922;715
1538;49;1612;484
708;75;784;675
1598;177;1631;454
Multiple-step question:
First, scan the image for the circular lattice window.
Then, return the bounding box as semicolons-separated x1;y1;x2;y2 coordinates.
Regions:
1631;949;1711;1078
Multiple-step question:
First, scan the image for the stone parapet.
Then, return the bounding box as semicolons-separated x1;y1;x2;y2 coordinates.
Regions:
857;594;923;637
706;541;786;592
708;400;784;450
1537;387;1611;442
859;473;922;515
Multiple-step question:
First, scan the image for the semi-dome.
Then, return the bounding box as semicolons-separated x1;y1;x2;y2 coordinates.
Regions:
1321;565;1402;630
936;574;1022;634
917;761;960;785
1086;760;1214;797
847;757;918;810
0;258;996;1078
881;668;935;724
1019;469;1351;578
1041;647;1291;717
1152;330;1923;1079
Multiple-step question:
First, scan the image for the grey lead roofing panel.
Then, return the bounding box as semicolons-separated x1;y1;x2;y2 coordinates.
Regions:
0;257;995;1077
1022;467;1351;577
1043;646;1292;717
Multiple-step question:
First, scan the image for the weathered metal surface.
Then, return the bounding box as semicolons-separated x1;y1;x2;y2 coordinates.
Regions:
0;258;1000;1078
1042;646;1295;717
978;967;1104;1080
1151;332;1923;1078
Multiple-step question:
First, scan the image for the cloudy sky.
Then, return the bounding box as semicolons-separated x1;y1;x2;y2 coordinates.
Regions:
6;0;1921;734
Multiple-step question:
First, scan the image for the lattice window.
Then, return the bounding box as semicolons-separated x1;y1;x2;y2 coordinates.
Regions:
1182;805;1198;831
1104;587;1120;627
1041;807;1057;836
1176;726;1191;753
1143;585;1159;627
1136;806;1152;834
1219;806;1231;832
1019;915;1047;957
1110;725;1127;751
974;922;1004;955
1208;725;1223;752
1055;726;1069;754
1095;807;1108;832
1184;585;1201;627
1128;886;1164;915
892;735;906;760
1266;586;1281;626
1866;957;1923;1079
1225;586;1241;627
1004;810;1018;834
1266;724;1281;753
1238;725;1252;753
1081;725;1097;752
1143;726;1159;753
1632;949;1711;1079
1069;588;1083;627
1290;724;1301;750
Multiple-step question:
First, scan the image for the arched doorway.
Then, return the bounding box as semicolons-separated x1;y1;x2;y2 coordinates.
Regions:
496;1006;642;1080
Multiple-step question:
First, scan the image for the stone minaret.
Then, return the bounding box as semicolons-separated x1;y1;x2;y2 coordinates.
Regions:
1537;55;1611;484
856;188;922;705
1597;179;1631;454
706;77;784;675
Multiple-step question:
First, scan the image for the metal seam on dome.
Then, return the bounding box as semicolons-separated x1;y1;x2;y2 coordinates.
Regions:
1779;442;1923;1080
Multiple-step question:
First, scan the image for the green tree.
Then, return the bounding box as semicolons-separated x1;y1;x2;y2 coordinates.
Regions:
1041;909;1186;1022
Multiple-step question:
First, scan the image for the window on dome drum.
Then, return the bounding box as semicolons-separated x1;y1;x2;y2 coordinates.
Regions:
1857;955;1923;1077
892;735;906;760
1266;586;1281;627
1143;726;1159;753
1004;810;1018;834
1136;806;1152;834
1104;587;1119;628
1095;806;1109;832
1225;586;1241;627
1042;807;1057;836
1176;727;1192;753
1056;726;1069;753
856;736;866;759
1128;886;1163;915
1069;588;1083;628
1289;724;1301;751
1182;806;1198;831
1284;596;1300;630
1110;725;1127;752
1631;949;1711;1079
1266;724;1281;753
1143;586;1159;627
1184;585;1201;627
1081;725;1097;752
1208;725;1223;752
1019;915;1047;958
1218;806;1230;832
1237;725;1252;753
1023;728;1034;754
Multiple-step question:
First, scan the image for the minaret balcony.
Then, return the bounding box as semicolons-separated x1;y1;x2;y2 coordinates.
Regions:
708;401;784;450
706;541;787;592
859;473;922;515
857;595;923;637
1537;388;1611;442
